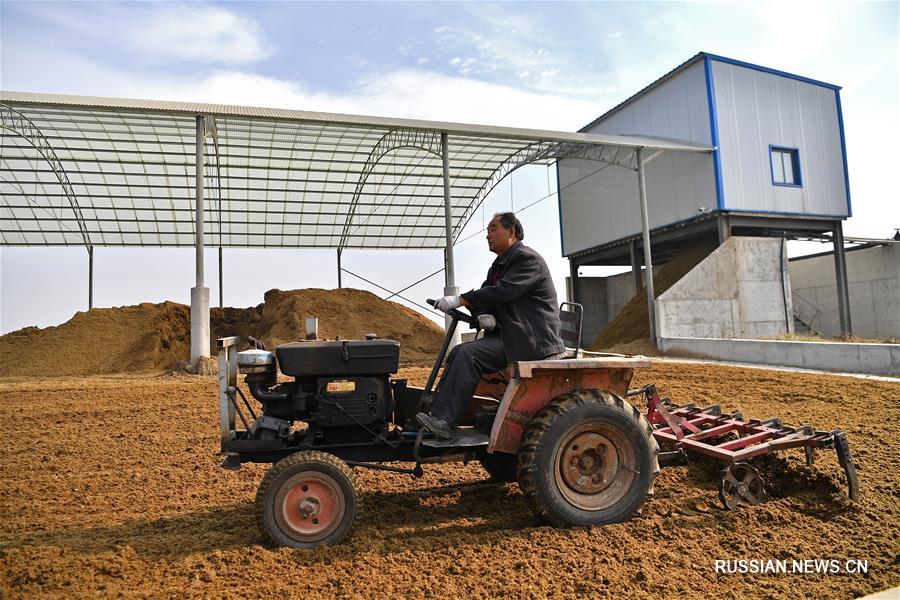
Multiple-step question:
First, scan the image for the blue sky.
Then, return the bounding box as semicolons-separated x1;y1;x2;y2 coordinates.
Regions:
1;1;898;334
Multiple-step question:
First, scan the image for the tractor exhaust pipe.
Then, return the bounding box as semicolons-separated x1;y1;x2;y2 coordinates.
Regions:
247;380;290;403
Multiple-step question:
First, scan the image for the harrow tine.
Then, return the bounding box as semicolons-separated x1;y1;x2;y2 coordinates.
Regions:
833;431;860;502
804;445;816;466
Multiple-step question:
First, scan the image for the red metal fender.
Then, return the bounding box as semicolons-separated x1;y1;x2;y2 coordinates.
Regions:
487;357;650;454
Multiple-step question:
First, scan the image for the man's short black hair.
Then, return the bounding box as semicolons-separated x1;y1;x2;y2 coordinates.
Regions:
493;212;524;241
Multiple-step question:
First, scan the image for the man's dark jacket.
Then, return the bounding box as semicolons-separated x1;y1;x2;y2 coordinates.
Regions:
460;241;564;362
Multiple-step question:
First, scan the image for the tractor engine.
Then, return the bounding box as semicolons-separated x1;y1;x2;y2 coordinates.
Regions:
237;339;401;444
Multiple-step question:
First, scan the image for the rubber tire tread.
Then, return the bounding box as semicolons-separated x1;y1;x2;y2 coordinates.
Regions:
255;450;357;549
516;388;660;528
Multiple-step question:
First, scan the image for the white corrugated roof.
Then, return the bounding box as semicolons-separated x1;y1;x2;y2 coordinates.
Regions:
0;91;712;249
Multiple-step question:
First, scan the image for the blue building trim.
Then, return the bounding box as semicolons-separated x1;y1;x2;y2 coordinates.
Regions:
703;53;841;91
768;145;803;188
704;56;725;211
834;89;853;217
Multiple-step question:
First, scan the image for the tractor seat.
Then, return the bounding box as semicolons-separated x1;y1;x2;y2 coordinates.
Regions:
558;302;584;359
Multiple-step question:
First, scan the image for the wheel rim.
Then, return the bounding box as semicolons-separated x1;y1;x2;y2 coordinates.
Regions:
553;422;637;511
274;471;346;543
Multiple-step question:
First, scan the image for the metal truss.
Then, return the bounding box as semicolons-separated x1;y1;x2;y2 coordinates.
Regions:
0;104;91;248
458;141;639;243
337;128;444;250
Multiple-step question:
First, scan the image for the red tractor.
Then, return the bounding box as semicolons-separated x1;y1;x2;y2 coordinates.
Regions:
216;302;857;548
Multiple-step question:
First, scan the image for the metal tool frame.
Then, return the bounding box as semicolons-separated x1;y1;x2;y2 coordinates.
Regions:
631;384;859;502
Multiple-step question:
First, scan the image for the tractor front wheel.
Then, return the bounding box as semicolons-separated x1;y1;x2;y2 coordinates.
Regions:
255;451;356;549
517;389;659;527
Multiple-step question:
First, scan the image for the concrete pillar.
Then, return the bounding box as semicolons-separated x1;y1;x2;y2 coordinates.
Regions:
191;115;210;364
833;222;852;336
191;286;210;361
629;239;643;293
636;148;657;347
441;132;461;348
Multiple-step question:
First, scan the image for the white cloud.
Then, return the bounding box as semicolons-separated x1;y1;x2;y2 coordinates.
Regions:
131;4;269;63
16;2;269;64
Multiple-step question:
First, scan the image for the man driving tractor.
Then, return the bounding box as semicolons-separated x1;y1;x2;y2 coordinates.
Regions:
416;212;567;439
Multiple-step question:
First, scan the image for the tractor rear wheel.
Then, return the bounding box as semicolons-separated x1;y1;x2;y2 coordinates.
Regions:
517;389;659;527
255;451;356;549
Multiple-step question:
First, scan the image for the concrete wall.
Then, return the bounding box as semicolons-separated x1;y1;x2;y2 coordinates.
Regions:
657;236;793;339
789;244;900;339
659;336;900;376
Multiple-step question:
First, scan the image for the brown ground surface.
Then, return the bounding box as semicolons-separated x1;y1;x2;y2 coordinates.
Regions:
0;288;442;377
1;363;898;599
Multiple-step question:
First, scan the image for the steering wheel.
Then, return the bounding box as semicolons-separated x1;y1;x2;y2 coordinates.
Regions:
426;298;477;326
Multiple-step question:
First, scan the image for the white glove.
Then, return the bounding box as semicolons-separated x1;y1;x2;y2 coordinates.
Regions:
434;295;461;313
477;314;497;331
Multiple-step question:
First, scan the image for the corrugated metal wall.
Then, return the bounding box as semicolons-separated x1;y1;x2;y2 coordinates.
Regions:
559;60;716;255
711;60;849;216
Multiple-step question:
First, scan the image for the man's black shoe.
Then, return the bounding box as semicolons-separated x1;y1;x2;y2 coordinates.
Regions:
415;412;456;440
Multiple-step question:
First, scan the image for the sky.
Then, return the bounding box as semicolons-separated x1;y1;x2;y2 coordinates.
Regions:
1;1;898;335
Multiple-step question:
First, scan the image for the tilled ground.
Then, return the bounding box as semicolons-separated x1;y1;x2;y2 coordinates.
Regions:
1;363;898;599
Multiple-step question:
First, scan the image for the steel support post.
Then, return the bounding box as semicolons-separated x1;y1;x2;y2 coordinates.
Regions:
636;148;658;347
717;214;731;245
833;221;852;336
568;259;579;303
191;115;210;366
441;132;461;348
87;246;93;309
629;239;643;293
337;248;343;288
218;246;223;308
195;116;205;289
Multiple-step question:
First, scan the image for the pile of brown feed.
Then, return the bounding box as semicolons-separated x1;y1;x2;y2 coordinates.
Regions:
589;241;716;351
0;288;443;377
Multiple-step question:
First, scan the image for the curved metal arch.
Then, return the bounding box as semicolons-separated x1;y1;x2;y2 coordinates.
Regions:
337;128;443;250
0;104;91;248
455;141;639;243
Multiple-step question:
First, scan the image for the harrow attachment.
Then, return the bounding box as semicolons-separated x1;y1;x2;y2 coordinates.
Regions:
628;385;860;510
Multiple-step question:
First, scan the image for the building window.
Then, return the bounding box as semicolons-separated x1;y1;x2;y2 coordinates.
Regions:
769;146;802;187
